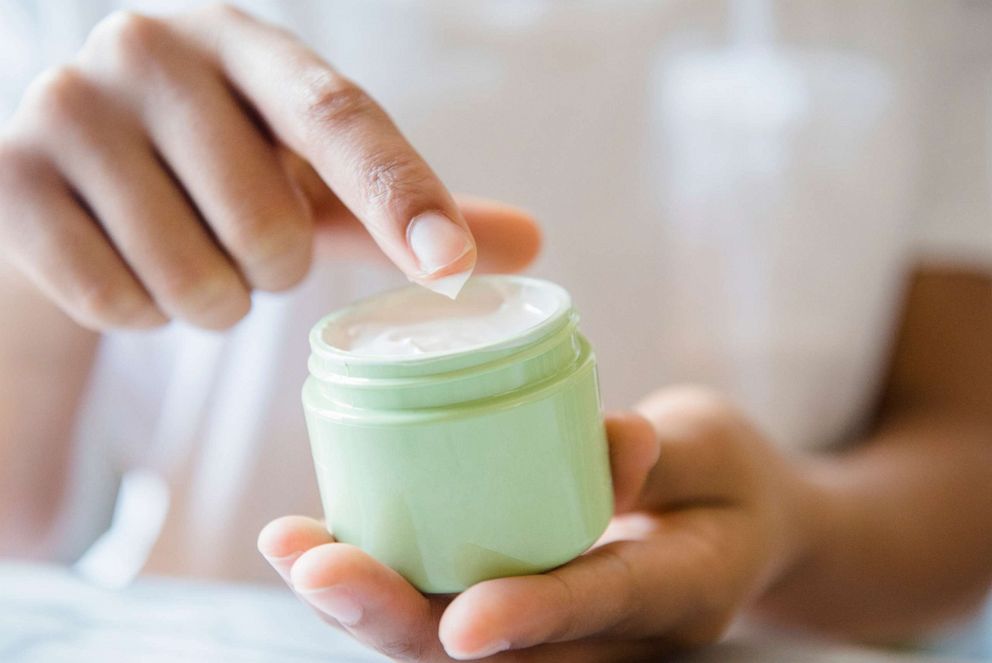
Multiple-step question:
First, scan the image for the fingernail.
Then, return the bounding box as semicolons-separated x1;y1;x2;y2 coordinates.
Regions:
408;268;473;299
407;212;473;277
296;586;363;626
445;639;511;660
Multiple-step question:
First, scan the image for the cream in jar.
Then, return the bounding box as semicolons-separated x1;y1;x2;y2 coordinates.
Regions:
321;278;563;358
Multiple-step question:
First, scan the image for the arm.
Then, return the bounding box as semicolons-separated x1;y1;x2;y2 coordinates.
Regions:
758;266;992;639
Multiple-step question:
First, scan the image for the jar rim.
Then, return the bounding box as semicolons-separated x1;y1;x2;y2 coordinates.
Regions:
308;275;573;374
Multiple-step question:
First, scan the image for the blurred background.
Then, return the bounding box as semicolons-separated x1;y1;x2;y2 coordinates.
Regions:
0;2;990;659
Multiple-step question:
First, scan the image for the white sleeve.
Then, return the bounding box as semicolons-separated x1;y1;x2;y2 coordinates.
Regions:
910;4;992;271
0;1;44;122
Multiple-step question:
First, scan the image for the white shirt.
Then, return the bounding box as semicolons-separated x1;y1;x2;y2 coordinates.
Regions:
1;0;990;583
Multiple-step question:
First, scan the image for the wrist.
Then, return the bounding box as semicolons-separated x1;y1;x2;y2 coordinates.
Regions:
753;453;849;620
764;453;846;597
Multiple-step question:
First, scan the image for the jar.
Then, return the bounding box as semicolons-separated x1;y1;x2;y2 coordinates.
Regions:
302;275;612;593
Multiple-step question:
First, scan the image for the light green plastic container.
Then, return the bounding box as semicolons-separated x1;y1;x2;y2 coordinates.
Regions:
302;276;613;593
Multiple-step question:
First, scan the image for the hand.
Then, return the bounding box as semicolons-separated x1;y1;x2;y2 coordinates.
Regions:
258;387;820;662
0;5;539;330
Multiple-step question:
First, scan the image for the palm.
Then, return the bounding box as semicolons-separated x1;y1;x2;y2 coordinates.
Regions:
260;390;797;662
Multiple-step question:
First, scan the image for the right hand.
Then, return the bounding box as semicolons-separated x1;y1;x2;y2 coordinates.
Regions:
0;4;540;330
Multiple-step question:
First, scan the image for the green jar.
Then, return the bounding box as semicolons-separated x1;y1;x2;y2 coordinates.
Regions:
302;276;613;593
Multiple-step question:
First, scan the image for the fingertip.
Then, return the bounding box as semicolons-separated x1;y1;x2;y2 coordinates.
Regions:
607;411;660;454
407;211;477;298
455;196;542;274
257;515;332;561
437;592;476;654
502;214;541;273
633;413;662;464
606;411;661;512
439;584;515;660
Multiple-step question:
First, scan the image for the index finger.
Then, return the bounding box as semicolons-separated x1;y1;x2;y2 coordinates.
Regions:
179;5;475;297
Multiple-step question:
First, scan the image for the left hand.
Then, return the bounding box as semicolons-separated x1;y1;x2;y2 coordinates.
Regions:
258;387;819;661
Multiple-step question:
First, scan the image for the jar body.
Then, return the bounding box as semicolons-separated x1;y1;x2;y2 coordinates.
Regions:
302;336;613;593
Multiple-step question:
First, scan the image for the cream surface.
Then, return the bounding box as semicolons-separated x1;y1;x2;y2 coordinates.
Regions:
322;278;562;357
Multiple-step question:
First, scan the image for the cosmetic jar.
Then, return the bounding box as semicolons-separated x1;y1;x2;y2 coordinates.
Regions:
302;275;612;593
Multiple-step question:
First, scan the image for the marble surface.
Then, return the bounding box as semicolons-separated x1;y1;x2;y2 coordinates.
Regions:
0;562;981;662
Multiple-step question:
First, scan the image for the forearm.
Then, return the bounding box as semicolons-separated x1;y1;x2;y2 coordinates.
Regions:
757;405;992;640
755;266;992;640
0;260;98;557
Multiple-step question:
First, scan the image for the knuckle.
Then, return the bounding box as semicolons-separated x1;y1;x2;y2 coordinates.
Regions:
357;152;433;212
195;2;250;23
0;139;32;190
87;10;172;71
649;385;739;437
74;277;137;327
188;3;284;43
298;75;377;134
638;385;764;472
670;385;733;417
25;66;93;126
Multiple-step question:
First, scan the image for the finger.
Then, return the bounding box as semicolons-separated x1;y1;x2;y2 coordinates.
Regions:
0;143;164;329
290;542;448;661
80;17;314;291
257;515;333;584
453;196;541;274
307;190;542;274
604;412;661;513
439;539;700;658
179;5;475;295
29;66;251;329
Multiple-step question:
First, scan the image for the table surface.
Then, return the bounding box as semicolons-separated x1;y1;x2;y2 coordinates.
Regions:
0;562;986;662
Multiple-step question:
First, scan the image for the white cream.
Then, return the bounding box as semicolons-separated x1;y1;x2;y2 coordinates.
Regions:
322;278;563;357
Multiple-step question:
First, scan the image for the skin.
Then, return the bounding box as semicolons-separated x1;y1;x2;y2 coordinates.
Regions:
0;4;540;556
0;5;989;661
0;4;535;332
258;267;992;662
